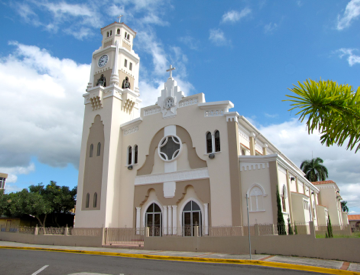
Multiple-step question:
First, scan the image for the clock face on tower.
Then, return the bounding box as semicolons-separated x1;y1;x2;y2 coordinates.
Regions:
98;55;109;68
164;97;174;109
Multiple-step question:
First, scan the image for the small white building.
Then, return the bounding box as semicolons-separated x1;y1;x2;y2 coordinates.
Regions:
75;21;346;234
0;173;7;191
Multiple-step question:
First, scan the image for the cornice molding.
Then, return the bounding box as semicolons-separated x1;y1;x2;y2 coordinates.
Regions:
134;168;209;185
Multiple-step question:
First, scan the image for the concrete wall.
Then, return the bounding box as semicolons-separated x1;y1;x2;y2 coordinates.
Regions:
0;232;103;247
145;234;360;262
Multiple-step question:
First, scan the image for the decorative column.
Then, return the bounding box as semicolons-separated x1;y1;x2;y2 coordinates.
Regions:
286;171;294;223
131;146;135;165
163;206;168;235
167;206;172;235
262;143;268;155
136;207;141;234
204;203;209;235
249;132;256;156
110;40;119;85
172;205;177;235
211;133;215;153
87;58;95;90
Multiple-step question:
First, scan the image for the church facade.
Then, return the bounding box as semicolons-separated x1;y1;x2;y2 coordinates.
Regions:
75;22;346;234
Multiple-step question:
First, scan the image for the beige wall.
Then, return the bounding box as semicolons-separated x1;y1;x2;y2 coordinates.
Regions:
317;185;342;226
0;231;102;247
316;205;327;225
82;115;104;210
145;234;360;262
291;192;308;224
122;41;131;51
134;179;210;208
120;99;234;227
227;120;242;226
240;166;273;225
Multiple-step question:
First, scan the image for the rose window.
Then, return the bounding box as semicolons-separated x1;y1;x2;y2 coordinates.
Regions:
158;135;182;161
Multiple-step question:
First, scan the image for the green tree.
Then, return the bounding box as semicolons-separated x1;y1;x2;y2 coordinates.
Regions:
285;79;360;152
325;215;333;238
0;181;76;227
29;181;77;226
341;201;349;212
276;187;286;235
6;189;53;227
288;218;293;235
300;157;328;182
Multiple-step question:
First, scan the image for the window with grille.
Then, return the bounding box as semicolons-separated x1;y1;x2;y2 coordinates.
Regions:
158;136;181;161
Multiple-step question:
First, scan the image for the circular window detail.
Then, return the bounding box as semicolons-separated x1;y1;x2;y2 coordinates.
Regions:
158;135;182;161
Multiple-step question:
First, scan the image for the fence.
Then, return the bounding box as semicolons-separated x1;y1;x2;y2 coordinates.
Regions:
139;223;312;238
105;228;145;247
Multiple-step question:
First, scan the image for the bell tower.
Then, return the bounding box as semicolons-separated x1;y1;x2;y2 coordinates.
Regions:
75;20;141;228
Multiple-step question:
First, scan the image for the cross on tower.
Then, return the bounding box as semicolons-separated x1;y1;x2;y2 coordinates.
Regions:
166;65;176;78
118;15;123;23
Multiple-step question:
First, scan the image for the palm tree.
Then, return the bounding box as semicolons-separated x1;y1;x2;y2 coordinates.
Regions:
341;201;349;212
300;157;328;182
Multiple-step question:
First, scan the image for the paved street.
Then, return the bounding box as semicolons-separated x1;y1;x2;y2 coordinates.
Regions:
0;249;329;275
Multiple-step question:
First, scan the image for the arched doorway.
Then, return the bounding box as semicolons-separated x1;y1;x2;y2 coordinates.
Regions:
145;203;162;236
182;200;202;236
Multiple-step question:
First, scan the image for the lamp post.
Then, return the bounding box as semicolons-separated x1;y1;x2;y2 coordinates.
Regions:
246;194;252;260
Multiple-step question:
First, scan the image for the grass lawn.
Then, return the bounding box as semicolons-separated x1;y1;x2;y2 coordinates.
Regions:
316;232;360;238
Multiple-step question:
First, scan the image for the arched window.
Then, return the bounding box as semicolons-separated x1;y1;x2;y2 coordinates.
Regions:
146;203;162;236
214;130;220;152
89;144;94;157
117;28;120;35
109;30;112;36
127;34;130;40
128;146;132;165
106;31;109;37
97;142;101;156
206;132;212;153
182;201;202;236
124;32;127;38
250;186;264;211
86;193;90;208
93;192;97;208
134;145;138;164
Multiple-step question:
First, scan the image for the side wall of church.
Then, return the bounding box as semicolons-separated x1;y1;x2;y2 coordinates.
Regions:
240;164;274;225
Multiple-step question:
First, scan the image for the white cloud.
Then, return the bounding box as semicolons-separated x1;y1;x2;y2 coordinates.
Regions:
264;22;278;34
258;119;360;211
221;8;251;24
179;36;199;50
209;29;229;46
137;38;193;108
13;0;170;39
0;163;35;184
137;30;168;76
337;48;360;66
265;113;278;118
17;3;41;26
337;0;360;30
0;42;88;171
140;14;169;26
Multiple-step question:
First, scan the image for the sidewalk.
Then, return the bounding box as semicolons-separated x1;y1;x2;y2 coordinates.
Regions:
1;241;359;274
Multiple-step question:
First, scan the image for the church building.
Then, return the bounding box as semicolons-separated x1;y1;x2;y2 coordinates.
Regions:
75;21;346;235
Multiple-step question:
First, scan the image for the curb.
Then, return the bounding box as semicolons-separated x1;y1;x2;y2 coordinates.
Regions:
1;246;359;275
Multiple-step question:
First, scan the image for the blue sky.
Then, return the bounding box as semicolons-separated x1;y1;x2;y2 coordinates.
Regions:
0;0;359;213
